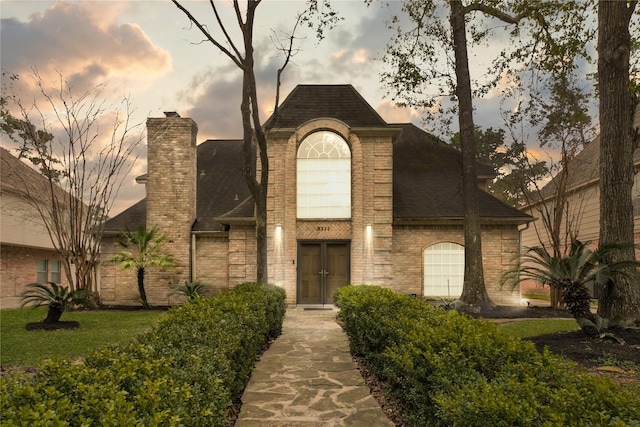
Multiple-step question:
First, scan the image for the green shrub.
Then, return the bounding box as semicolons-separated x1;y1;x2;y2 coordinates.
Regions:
1;282;286;426
335;285;640;426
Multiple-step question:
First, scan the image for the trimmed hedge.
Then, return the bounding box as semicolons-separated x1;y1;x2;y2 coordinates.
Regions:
335;285;640;427
1;282;286;426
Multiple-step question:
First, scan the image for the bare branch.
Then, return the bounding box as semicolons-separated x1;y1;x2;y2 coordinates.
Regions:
464;3;528;24
171;0;243;68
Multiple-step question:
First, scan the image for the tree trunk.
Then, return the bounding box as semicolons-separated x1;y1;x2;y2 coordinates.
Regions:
255;192;268;284
44;303;63;323
597;0;640;326
238;2;269;285
450;1;492;307
137;267;149;308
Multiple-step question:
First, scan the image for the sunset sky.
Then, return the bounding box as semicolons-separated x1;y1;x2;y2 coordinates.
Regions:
0;1;595;215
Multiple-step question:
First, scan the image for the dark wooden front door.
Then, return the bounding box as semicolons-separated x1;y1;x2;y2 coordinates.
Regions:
297;242;349;304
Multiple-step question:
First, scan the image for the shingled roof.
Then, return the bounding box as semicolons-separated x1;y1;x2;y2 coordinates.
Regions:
392;124;532;222
265;84;388;129
0;146;69;203
536;104;640;202
104;84;531;232
103;139;251;233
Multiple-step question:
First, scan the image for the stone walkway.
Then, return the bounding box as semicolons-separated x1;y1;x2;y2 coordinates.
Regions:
235;308;393;427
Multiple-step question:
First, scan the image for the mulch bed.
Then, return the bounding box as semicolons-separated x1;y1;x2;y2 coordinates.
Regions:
471;305;640;369
25;321;80;331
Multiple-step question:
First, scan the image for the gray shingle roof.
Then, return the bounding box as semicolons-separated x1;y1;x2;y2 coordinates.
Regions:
103;139;252;233
536;104;640;201
104;84;531;232
392;124;531;222
265;84;388;129
193;139;253;231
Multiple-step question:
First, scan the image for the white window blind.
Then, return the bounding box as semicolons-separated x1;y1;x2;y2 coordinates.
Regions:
297;131;351;218
424;242;465;298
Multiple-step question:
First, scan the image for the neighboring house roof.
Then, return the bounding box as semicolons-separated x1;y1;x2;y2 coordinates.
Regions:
1;146;49;196
104;84;531;232
1;146;73;204
392;123;531;222
536;105;640;201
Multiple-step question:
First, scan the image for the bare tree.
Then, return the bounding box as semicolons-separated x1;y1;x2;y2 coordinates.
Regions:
507;73;595;308
170;0;339;284
1;71;143;291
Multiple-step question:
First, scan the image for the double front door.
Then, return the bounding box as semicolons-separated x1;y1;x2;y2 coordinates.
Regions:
297;242;350;304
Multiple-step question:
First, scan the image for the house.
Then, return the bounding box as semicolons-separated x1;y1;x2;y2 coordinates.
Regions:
0;147;68;308
520;106;640;296
99;85;532;306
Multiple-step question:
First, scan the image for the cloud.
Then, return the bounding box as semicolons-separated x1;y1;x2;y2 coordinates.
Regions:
0;1;171;93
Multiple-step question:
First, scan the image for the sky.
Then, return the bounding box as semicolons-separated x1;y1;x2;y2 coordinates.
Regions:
0;0;600;216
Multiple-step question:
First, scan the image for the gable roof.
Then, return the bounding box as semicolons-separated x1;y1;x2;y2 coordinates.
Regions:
536;104;640;201
103;139;252;233
0;146;68;202
104;84;531;232
265;84;388;129
392;124;532;222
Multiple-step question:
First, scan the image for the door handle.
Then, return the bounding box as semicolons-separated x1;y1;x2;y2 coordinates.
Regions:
317;270;329;276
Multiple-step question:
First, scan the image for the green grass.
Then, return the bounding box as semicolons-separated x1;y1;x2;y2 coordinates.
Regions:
1;307;165;367
521;293;550;301
500;318;579;338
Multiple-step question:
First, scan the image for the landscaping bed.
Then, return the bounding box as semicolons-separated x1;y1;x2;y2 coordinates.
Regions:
336;285;640;427
472;305;640;373
0;283;286;427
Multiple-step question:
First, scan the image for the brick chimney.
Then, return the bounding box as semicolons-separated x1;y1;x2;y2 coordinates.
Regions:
145;112;198;304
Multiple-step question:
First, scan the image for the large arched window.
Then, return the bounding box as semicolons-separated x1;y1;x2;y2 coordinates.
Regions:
424;242;465;298
297;131;351;218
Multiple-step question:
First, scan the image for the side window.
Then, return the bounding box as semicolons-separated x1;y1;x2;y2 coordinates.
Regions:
633;173;640;217
50;260;61;284
37;260;48;284
36;259;61;283
297;131;351;218
423;242;465;298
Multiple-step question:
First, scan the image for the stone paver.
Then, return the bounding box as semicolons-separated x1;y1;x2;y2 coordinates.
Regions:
236;308;392;427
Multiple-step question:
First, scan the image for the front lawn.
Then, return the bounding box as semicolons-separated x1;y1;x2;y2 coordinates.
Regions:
1;307;165;367
499;318;579;338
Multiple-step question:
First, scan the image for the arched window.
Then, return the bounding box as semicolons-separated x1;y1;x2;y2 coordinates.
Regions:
424;242;464;298
297;131;351;218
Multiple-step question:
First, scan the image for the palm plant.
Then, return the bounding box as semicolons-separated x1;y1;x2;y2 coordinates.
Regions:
170;281;209;301
106;226;178;308
506;239;639;337
21;282;94;323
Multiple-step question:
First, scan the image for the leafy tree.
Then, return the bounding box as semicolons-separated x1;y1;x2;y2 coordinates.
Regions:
507;73;595;308
451;126;549;207
106;226;178;308
377;0;582;306
1;71;143;292
506;240;639;337
170;0;339;284
21;282;94;323
597;0;640;326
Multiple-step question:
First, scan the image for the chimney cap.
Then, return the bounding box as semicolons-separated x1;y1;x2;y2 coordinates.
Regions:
164;111;181;118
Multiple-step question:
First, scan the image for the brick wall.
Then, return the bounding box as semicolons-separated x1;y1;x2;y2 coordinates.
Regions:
194;234;230;294
98;236;140;305
144;114;198;305
263;122;397;305
392;224;522;305
1;245;68;308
